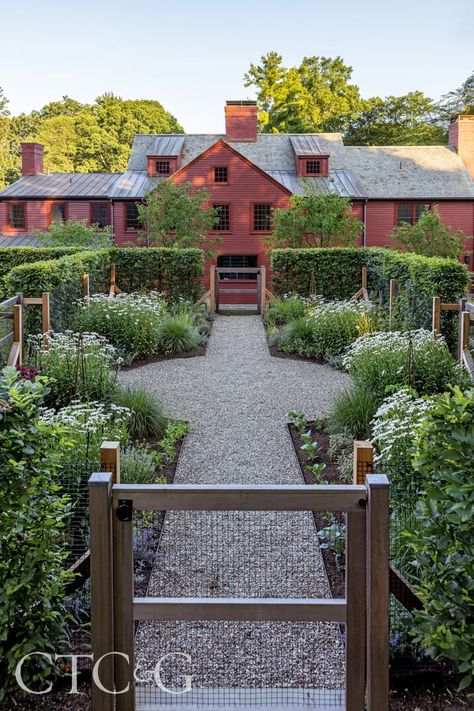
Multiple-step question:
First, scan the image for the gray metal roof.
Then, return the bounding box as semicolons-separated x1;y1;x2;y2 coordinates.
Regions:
0;172;120;199
0;234;40;246
267;169;366;198
290;135;326;156
127;135;185;169
108;171;160;199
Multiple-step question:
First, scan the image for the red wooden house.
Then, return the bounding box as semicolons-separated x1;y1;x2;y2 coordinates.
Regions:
1;101;473;302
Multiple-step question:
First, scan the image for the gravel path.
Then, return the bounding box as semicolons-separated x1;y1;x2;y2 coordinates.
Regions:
120;316;350;707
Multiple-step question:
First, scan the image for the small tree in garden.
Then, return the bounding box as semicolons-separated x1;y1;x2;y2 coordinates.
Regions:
391;206;468;259
138;181;221;254
36;217;113;247
268;190;363;249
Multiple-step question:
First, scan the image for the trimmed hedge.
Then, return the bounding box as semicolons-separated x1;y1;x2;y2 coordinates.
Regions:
0;246;84;299
5;250;111;331
109;247;204;302
271;247;469;340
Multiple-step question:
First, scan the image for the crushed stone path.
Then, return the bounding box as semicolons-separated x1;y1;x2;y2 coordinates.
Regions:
119;316;350;704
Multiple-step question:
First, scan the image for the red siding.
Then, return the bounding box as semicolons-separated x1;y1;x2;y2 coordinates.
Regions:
365;201;397;247
435;201;474;263
68;202;90;221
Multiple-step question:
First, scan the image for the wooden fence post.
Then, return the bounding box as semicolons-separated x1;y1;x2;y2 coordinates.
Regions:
260;265;267;315
461;310;470;350
366;473;390;711
432;296;441;337
83;273;90;298
7;303;23;367
353;440;373;485
100;441;120;484
361;266;367;290
113;497;135;711
89;472;114;711
345;505;366;710
210;266;216;313
41;292;50;333
389;279;397;327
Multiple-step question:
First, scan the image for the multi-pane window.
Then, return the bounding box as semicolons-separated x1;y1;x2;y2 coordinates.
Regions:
306;160;321;175
50;203;66;224
214;166;228;183
91;203;109;228
156;160;170;175
396;203;430;226
213;204;230;231
8;203;25;229
253;204;272;231
217;255;257;280
125;203;141;230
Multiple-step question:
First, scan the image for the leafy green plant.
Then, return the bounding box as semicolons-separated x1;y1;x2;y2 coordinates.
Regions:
299;428;326;482
0;246;83;299
327;432;354;483
318;521;346;570
0;367;73;699
75;293;164;364
121;443;157;484
391;206;467;259
113;386;167;440
36;218;113;248
406;388;474;689
307;300;382;362
265;297;309;326
343;329;468;403
328;386;379;440
279;317;318;357
156;314;202;355
29;331;120;407
287;410;309;432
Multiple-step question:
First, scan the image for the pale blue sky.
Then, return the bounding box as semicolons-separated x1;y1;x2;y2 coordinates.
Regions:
1;0;473;133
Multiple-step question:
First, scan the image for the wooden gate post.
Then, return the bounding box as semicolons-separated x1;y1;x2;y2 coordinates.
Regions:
345;506;366;710
113;498;135;711
353;440;373;485
83;273;90;298
214;266;220;313
366;473;390;711
89;472;114;711
260;265;267;315
432;296;441;337
389;279;397;327
41;292;50;333
210;265;216;313
101;441;121;484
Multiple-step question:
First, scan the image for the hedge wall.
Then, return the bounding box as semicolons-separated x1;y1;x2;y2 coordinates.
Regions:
5;250;111;332
0;247;84;300
271;247;470;341
109;247;204;302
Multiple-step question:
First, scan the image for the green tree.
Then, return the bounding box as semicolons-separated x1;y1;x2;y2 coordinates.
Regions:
345;92;445;145
269;189;363;249
36;115;78;172
244;52;363;133
437;70;474;125
0;87;9;117
138;181;220;253
35;218;113;247
391;206;468;259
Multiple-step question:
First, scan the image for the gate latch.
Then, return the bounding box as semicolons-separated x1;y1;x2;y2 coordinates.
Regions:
116;499;133;521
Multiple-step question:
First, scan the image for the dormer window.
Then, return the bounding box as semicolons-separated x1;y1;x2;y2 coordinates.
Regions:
156;160;170;175
306;160;321;175
214;166;228;183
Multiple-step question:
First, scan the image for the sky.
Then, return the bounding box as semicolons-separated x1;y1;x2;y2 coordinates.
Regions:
1;0;473;133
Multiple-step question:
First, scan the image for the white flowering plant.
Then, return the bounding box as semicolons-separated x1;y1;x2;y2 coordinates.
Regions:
40;400;130;463
343;329;468;401
29;330;120;408
74;292;164;364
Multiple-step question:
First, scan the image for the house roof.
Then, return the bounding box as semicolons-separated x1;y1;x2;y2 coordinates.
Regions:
1;132;473;201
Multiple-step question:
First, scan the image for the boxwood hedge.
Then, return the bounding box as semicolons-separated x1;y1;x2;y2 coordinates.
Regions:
0;246;84;299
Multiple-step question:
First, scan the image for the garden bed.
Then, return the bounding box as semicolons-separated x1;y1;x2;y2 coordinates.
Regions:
268;339;328;366
121;342;207;370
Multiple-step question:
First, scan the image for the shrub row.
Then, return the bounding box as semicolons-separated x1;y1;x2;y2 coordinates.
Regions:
0;246;84;300
271;247;470;339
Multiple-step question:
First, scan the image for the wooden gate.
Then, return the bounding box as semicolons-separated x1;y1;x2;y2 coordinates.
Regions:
210;265;266;314
89;476;389;711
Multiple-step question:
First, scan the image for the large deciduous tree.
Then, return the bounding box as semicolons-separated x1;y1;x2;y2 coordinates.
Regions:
268;190;363;249
244;52;363;133
137;181;220;253
391;206;468;259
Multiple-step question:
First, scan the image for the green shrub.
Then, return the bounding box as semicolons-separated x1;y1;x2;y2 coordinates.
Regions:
0;246;84;299
109;247;204;302
307;300;382;362
328;386;379;440
264;296;309;326
327;432;354;483
0;367;73;699
343;329;468;402
29;331;119;408
279;317;318;357
113;386;167;440
121;443;157;483
156;314;202;355
75;293;164;364
36;218;113;248
407;388;474;689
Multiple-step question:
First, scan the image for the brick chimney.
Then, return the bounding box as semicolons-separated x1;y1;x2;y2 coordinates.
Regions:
21;142;44;175
449;115;474;180
225;100;258;142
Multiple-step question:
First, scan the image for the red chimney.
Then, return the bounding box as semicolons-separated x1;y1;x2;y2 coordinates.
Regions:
225;100;258;142
449;115;474;180
21;142;44;175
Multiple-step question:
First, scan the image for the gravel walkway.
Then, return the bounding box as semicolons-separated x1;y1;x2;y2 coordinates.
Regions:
119;316;350;708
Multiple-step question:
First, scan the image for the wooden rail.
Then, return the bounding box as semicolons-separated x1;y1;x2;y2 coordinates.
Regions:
351;266;370;303
432;296;473;379
0;292;50;366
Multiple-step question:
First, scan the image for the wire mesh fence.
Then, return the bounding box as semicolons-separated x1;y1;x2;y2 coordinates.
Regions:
60;460;99;565
132;508;347;709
